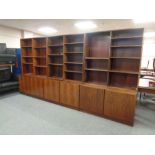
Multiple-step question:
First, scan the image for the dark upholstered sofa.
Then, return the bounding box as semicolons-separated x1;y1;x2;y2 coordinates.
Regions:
0;43;19;93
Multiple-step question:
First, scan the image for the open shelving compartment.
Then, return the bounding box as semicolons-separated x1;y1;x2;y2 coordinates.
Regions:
21;38;33;75
64;34;84;81
109;72;139;89
84;31;111;85
22;64;33;74
47;36;63;78
33;37;47;76
21;38;32;47
109;28;143;89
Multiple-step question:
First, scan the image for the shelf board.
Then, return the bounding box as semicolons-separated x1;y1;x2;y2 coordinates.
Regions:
64;52;83;54
23;73;33;76
34;47;46;49
110;57;140;59
48;63;63;66
85;68;108;72
64;62;83;65
109;85;137;90
109;70;139;75
111;36;143;40
48;44;63;47
34;56;46;58
85;57;109;60
34;65;47;68
86;81;107;86
64;42;83;45
65;70;82;74
111;45;142;48
22;56;33;58
48;76;63;80
21;46;32;48
35;74;46;77
22;62;33;65
48;54;63;56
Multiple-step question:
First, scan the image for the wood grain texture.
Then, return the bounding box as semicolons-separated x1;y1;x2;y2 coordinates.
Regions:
23;75;30;94
60;80;80;108
31;76;44;98
20;75;44;98
80;85;104;115
104;88;137;124
44;78;60;102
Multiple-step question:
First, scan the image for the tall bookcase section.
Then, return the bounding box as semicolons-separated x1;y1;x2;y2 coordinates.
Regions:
33;38;47;76
63;34;84;81
109;28;144;89
47;36;64;78
21;38;33;75
84;32;111;85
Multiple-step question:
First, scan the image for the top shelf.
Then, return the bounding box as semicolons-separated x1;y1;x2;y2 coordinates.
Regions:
64;42;84;45
85;57;109;60
111;36;143;40
48;44;63;47
21;46;32;48
111;45;142;48
34;46;46;49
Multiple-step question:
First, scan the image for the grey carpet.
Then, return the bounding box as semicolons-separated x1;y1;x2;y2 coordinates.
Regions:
0;92;155;135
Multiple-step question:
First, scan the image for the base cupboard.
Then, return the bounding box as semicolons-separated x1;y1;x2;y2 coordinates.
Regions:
19;75;137;126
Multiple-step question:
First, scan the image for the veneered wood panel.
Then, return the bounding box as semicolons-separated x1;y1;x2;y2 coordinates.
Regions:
19;75;44;98
60;81;80;108
80;85;104;115
104;89;137;124
31;76;44;98
22;75;31;94
44;78;60;102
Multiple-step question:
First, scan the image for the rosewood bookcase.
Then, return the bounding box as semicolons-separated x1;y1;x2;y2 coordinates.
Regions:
20;28;144;125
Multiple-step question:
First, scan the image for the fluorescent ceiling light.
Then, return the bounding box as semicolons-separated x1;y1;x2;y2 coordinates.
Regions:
133;19;155;23
74;21;97;30
144;32;155;38
38;27;57;34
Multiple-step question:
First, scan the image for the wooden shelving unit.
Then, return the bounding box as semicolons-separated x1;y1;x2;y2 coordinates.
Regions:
47;36;63;78
63;34;84;81
20;28;144;126
84;31;111;85
21;38;33;75
109;29;143;88
33;38;47;76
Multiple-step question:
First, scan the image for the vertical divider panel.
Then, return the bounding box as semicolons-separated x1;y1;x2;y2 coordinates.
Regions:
137;29;144;88
82;33;87;82
63;35;66;79
46;37;49;77
32;38;35;75
107;31;112;85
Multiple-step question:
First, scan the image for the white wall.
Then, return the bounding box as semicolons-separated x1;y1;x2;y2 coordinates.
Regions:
0;25;43;48
0;25;21;48
23;31;43;38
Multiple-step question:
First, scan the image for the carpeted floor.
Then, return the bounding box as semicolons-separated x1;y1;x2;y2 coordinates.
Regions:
0;92;155;135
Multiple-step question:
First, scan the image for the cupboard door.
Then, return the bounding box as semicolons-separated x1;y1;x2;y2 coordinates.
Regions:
104;89;136;125
80;85;104;115
20;75;32;94
44;78;60;102
60;81;79;108
31;76;44;98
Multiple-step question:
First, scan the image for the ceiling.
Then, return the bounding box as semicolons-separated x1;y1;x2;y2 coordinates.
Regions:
0;19;155;36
